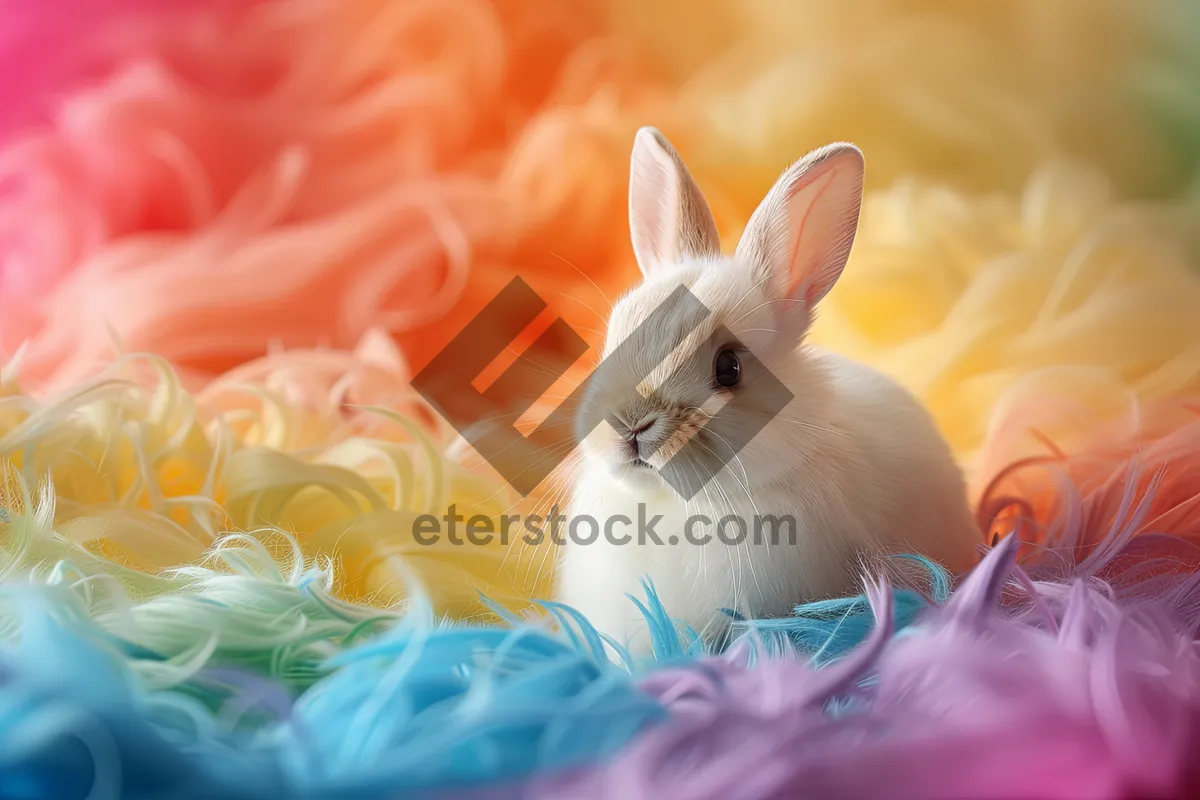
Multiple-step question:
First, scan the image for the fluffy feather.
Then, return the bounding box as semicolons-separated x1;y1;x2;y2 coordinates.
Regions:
3;517;1200;798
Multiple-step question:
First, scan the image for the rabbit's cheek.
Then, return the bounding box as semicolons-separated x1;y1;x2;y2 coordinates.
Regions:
578;421;621;463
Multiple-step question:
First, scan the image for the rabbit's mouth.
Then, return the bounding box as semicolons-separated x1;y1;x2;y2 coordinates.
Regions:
611;457;670;493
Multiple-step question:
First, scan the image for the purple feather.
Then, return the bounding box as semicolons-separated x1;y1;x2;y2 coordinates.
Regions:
529;536;1200;799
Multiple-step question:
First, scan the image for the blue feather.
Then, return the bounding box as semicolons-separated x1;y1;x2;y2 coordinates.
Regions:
731;555;948;663
0;558;950;798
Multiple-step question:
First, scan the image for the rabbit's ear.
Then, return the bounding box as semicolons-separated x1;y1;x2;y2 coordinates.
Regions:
735;143;864;309
628;127;720;276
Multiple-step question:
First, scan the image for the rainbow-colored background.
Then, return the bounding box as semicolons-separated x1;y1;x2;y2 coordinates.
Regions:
4;2;1200;797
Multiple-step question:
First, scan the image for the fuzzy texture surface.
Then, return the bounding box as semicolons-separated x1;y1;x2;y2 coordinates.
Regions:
4;1;1200;798
4;376;1200;798
3;523;1200;800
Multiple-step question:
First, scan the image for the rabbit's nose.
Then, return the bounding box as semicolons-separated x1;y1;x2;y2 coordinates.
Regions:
625;413;670;458
630;416;657;437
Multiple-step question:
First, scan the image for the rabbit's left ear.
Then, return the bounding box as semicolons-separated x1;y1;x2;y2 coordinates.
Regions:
735;143;864;308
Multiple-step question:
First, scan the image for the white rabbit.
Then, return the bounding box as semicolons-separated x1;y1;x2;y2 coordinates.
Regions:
555;127;981;653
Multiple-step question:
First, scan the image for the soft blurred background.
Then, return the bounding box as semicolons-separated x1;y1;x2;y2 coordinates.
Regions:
2;0;1200;615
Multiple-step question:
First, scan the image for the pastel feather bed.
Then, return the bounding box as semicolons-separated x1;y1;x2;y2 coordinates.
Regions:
4;0;1200;798
4;485;1200;799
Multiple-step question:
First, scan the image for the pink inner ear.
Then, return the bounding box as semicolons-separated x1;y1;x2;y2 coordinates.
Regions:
736;142;863;312
786;168;841;304
629;136;682;271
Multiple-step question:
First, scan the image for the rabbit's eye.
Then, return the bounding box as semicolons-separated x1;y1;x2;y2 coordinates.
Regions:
714;349;741;388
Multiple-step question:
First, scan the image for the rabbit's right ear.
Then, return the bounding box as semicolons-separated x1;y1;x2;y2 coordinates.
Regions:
735;143;864;314
628;127;720;276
